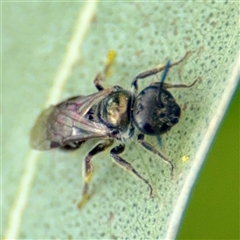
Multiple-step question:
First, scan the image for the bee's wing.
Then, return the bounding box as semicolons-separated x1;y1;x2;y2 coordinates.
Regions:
30;106;57;150
30;88;113;150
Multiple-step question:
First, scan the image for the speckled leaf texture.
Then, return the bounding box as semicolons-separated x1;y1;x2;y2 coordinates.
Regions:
2;2;239;239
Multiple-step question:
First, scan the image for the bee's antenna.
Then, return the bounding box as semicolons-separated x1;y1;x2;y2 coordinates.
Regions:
158;60;171;100
159;60;171;89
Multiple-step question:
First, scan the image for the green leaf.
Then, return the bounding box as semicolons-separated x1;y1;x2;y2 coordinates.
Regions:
2;2;239;239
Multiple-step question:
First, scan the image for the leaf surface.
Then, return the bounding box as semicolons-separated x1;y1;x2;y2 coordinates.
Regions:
2;2;239;239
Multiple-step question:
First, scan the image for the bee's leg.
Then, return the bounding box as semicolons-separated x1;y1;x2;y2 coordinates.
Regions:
78;139;114;209
160;77;200;90
93;73;104;91
131;51;190;92
93;50;117;91
110;144;154;197
137;134;174;177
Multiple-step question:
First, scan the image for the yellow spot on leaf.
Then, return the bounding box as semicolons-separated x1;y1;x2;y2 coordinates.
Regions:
182;155;189;162
104;50;117;76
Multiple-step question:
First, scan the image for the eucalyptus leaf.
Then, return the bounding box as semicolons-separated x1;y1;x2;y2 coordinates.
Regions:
2;2;239;239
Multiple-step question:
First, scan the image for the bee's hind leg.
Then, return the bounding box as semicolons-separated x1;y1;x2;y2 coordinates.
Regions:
77;139;114;209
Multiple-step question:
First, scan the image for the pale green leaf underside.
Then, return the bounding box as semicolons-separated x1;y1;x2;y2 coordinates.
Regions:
2;2;239;239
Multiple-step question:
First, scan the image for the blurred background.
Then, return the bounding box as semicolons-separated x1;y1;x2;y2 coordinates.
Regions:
178;88;239;239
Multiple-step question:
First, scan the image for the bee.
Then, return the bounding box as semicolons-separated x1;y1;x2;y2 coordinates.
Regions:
30;51;199;208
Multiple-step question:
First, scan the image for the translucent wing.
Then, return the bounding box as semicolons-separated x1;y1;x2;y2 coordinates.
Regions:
30;88;114;150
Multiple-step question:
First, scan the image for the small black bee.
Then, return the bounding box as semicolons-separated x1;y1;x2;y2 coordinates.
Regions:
30;51;199;208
